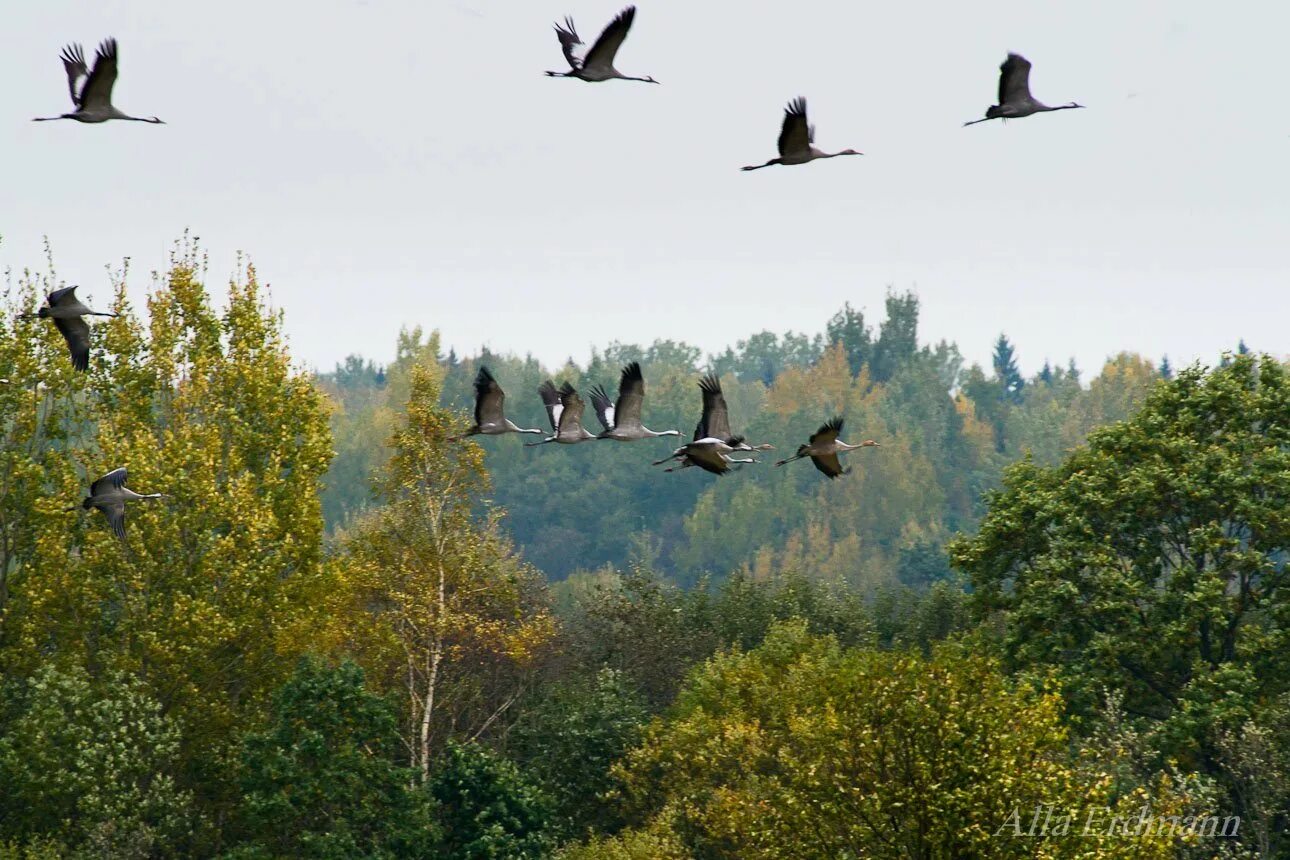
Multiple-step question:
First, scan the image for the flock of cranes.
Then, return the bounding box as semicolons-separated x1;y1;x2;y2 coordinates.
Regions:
456;362;878;479
15;6;1083;538
28;10;1084;142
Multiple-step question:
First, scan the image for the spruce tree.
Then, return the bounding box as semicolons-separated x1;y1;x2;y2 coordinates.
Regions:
991;334;1025;404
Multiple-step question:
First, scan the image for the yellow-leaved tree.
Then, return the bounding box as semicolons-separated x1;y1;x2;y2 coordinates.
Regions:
0;242;334;793
325;355;556;779
572;622;1214;860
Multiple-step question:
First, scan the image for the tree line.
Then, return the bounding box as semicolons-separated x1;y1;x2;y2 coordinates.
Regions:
0;244;1284;857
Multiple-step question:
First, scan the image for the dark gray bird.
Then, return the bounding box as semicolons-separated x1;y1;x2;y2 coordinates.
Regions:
33;39;164;124
655;436;757;475
448;366;543;441
654;374;772;468
67;468;162;540
21;286;117;372
964;54;1083;126
774;417;879;478
545;6;658;83
527;380;597;446
589;361;681;442
742;98;862;171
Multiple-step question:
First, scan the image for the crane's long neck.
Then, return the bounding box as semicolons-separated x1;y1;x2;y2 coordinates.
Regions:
646;428;681;438
123;490;163;500
615;72;659;83
1041;102;1084;113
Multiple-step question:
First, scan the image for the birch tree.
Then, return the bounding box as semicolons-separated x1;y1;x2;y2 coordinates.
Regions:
329;360;555;779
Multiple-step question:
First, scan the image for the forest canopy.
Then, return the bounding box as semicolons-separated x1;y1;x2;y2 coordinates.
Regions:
0;244;1281;858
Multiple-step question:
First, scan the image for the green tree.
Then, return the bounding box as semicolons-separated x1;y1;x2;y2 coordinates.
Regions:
869;290;919;383
510;668;648;839
559;567;714;709
428;740;553;860
825;301;871;376
954;355;1290;771
0;665;194;858
228;657;433;859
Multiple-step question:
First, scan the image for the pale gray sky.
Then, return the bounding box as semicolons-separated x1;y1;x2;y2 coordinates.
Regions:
4;0;1287;376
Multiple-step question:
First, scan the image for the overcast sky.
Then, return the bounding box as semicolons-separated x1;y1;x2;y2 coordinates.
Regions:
3;0;1287;377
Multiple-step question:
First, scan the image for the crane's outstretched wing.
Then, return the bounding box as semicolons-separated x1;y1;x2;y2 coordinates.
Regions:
94;500;127;540
90;467;129;497
582;6;636;73
810;453;848;479
777;97;812;158
79;38;119;113
612;361;644;430
47;285;82;309
53;316;91;372
556;382;585;435
538;380;562;432
474;366;506;428
59;44;89;107
589;384;615;432
553;16;584;70
686;444;731;476
998;53;1032;105
697;374;730;440
809;417;844;447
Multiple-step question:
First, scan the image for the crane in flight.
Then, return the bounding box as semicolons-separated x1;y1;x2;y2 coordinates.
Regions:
964;54;1083;126
545;6;658;84
590;362;681;441
654;374;772;469
742;98;861;171
775;418;878;479
527;381;597;446
20;286;117;372
66;468;163;540
448;366;543;441
33;39;164;124
656;436;757;476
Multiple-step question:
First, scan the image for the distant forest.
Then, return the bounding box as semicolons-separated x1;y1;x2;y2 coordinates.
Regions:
320;291;1180;587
